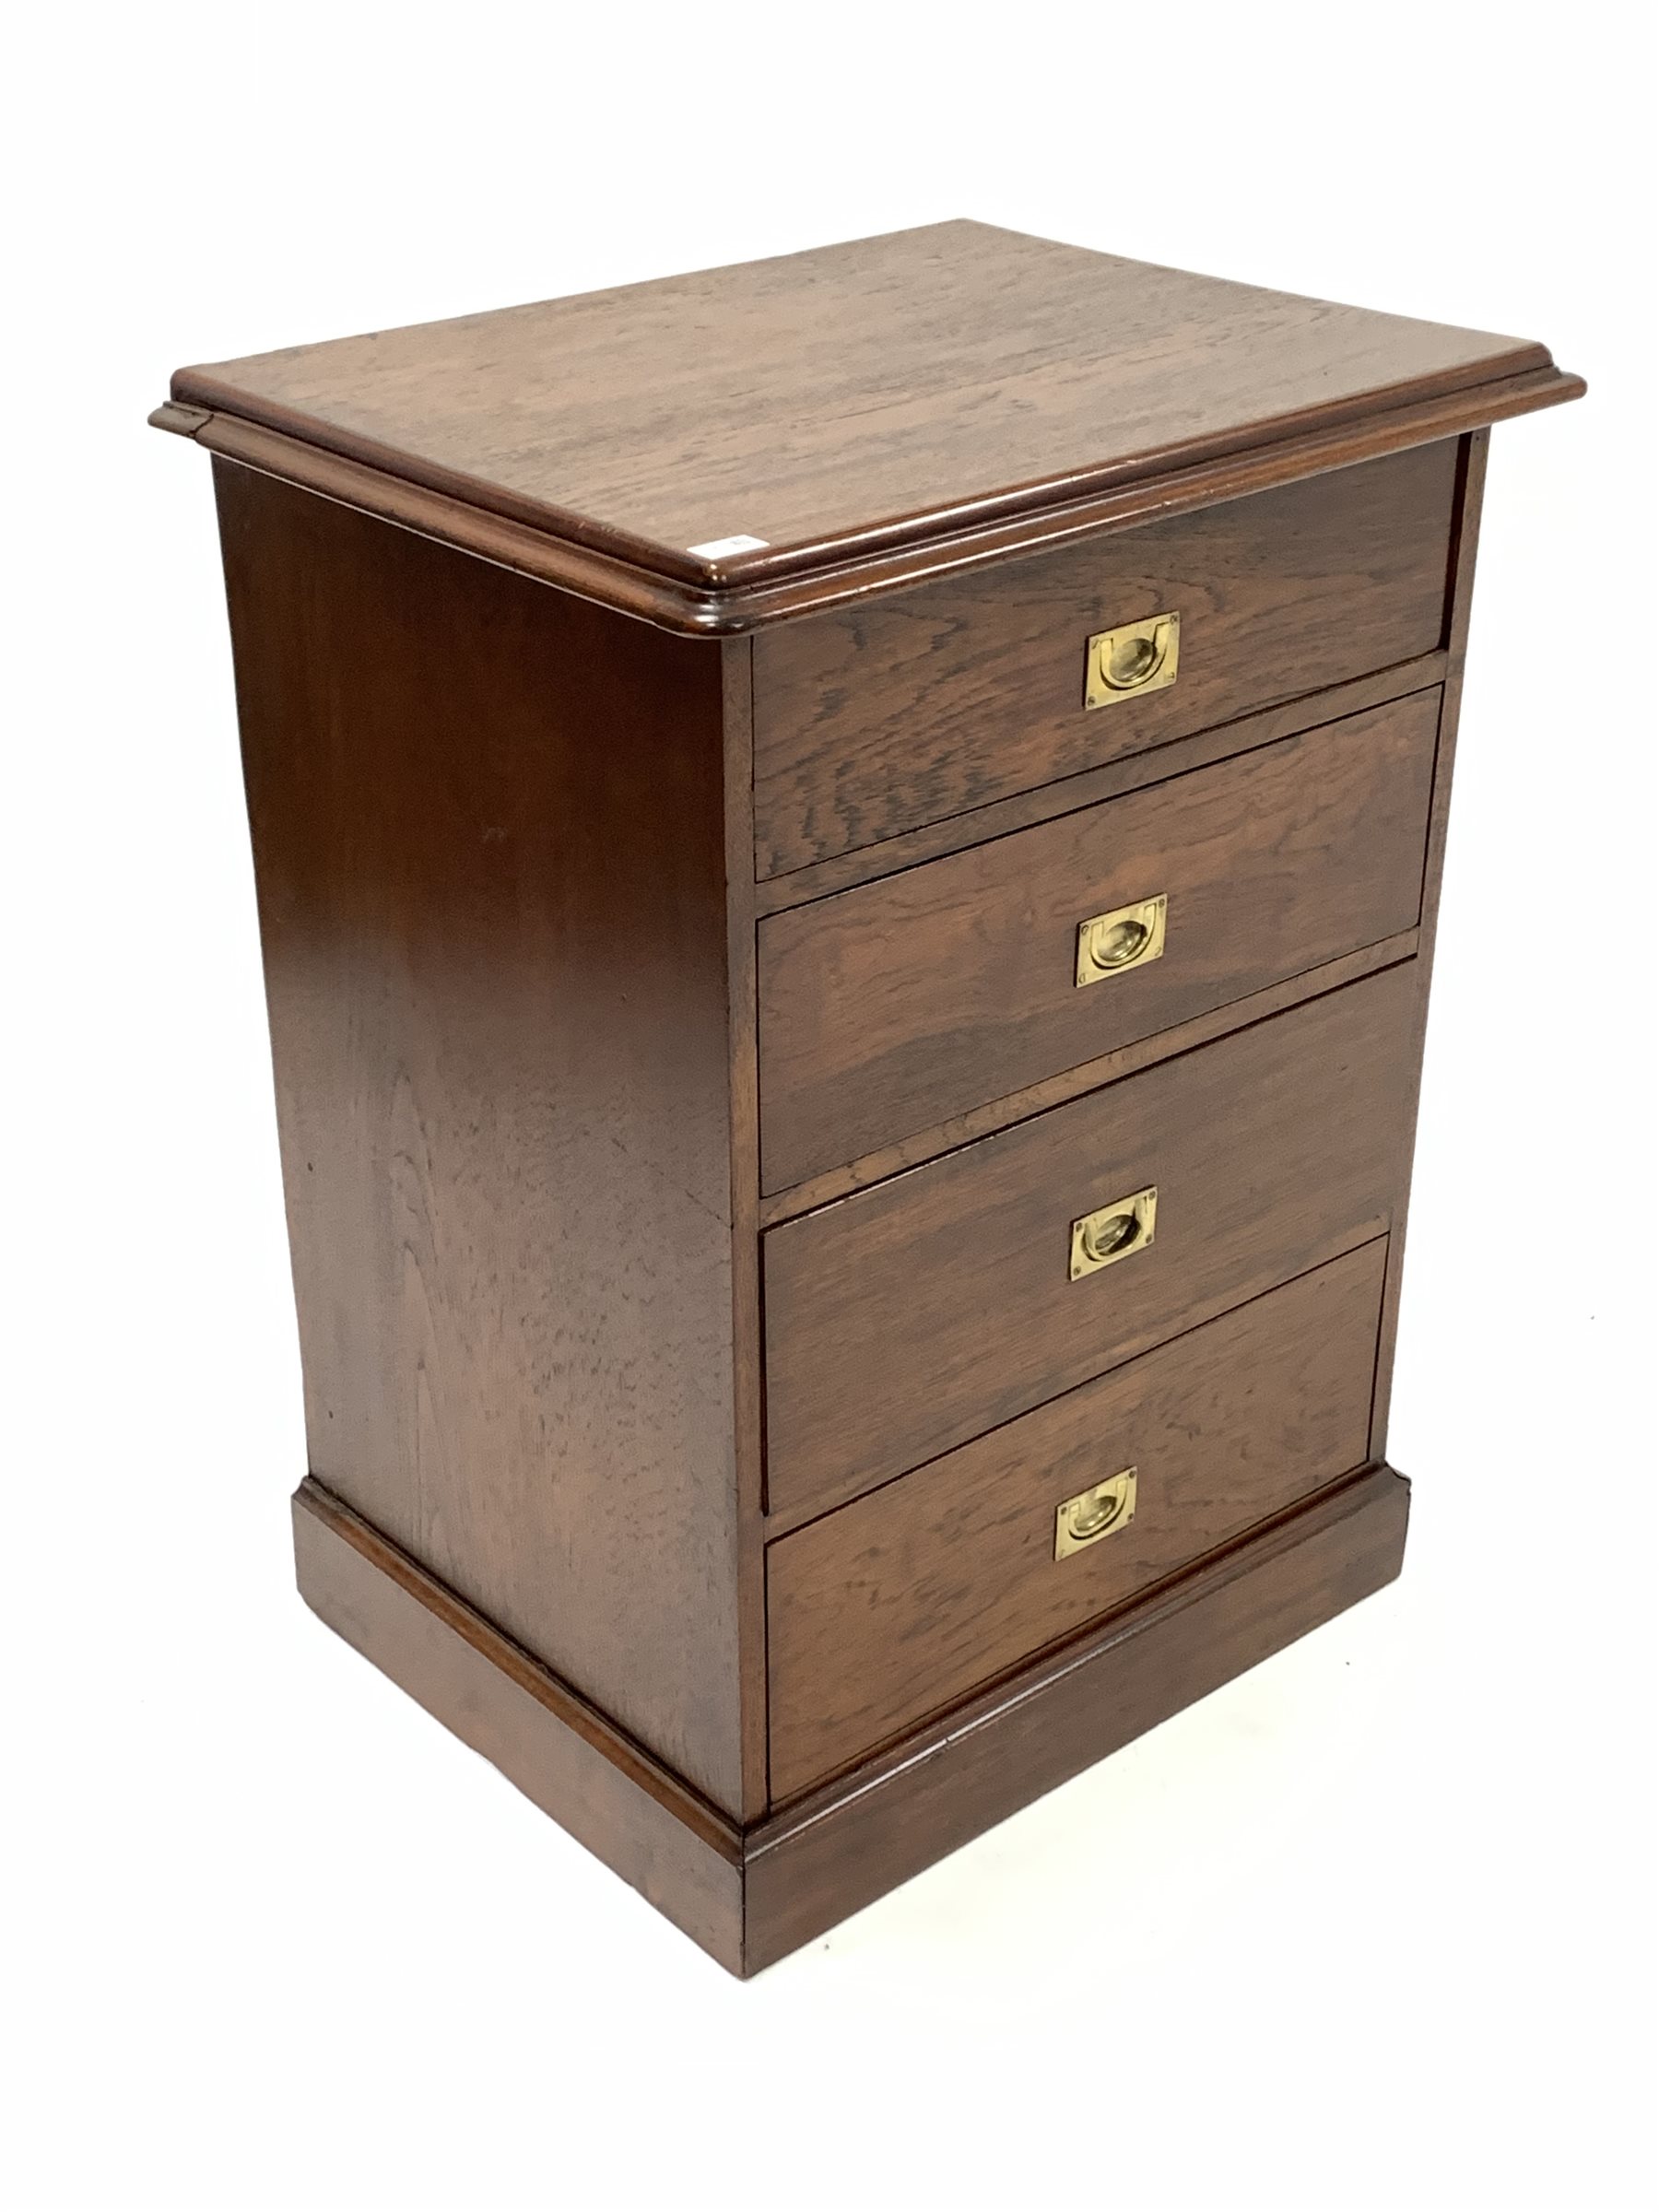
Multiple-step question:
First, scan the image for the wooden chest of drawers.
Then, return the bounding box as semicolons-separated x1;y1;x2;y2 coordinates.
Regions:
153;222;1582;1973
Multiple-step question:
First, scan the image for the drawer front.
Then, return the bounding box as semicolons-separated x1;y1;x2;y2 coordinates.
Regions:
764;960;1418;1526
768;1241;1387;1799
759;690;1439;1191
752;441;1457;879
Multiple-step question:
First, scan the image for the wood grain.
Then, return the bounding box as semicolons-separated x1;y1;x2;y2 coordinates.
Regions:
1368;431;1492;1463
763;962;1420;1527
719;634;771;1821
292;1479;746;1973
157;371;1579;637
747;1462;1410;1971
753;441;1458;876
752;653;1448;916
767;1242;1387;1798
170;223;1559;594
218;464;747;1813
150;218;1585;1969
757;931;1419;1227
291;1457;1405;1979
759;692;1440;1190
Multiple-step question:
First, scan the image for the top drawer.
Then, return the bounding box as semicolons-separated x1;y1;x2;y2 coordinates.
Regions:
752;441;1458;878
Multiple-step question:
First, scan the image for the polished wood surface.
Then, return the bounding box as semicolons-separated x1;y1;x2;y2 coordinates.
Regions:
719;640;770;1817
753;653;1450;917
765;962;1420;1526
758;930;1419;1228
155;208;1581;1973
748;1463;1410;1971
768;1243;1387;1798
1370;431;1489;1460
759;692;1440;1190
294;1455;1406;1978
218;465;750;1813
170;224;1565;599
293;1479;746;1972
156;374;1578;635
753;442;1457;876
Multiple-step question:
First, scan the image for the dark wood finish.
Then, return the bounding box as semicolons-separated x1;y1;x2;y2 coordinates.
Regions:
218;465;750;1815
747;1462;1410;1971
720;637;771;1820
765;962;1420;1526
293;1456;1405;1979
753;443;1458;876
767;1242;1387;1798
293;1478;746;1974
1370;430;1489;1456
759;693;1440;1189
180;411;727;633
164;223;1577;621
756;930;1419;1227
156;371;1578;636
155;229;1581;1972
753;653;1449;917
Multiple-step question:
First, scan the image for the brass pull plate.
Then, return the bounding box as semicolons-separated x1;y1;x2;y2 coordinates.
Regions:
1068;1186;1157;1279
1076;894;1167;986
1085;612;1180;710
1055;1467;1137;1559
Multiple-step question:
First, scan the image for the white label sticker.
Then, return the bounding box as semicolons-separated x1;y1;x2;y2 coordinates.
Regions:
687;534;770;559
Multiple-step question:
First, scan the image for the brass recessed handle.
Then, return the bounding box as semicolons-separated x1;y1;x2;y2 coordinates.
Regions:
1055;1467;1137;1559
1068;1186;1157;1279
1085;612;1180;710
1076;895;1167;987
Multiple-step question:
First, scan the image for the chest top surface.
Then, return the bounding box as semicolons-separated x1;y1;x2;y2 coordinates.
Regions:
161;221;1580;626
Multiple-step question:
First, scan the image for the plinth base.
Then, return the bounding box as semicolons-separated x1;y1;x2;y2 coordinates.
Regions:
293;1465;1408;1977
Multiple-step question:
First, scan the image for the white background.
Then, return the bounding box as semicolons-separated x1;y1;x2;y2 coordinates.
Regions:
5;6;1655;2209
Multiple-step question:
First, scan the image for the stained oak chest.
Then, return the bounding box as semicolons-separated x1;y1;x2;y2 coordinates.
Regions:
152;222;1582;1972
